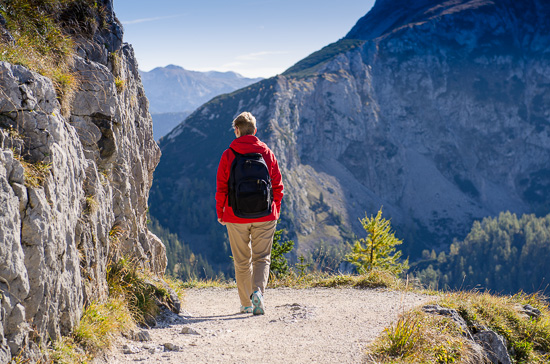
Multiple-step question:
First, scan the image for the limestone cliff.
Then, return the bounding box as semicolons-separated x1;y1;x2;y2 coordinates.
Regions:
150;0;550;269
0;0;164;361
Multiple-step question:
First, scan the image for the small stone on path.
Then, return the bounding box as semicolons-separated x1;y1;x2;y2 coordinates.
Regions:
181;326;200;335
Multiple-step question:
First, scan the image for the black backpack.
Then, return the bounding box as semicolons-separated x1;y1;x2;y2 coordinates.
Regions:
228;147;273;218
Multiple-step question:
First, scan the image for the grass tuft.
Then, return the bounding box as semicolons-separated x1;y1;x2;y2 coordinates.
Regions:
367;290;550;363
106;257;161;324
180;277;237;289
49;257;182;361
114;77;125;93
383;314;422;357
73;296;135;353
0;0;109;114
163;274;186;302
13;155;51;188
267;269;408;290
50;336;91;364
84;194;98;214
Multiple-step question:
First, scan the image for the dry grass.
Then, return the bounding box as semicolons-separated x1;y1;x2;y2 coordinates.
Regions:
367;290;550;363
180;277;237;289
106;257;162;324
163;274;186;302
49;257;179;362
50;336;92;364
114;77;125;93
73;297;136;354
179;269;407;291
108;223;126;253
268;269;409;291
84;194;98;214
14;156;51;188
0;0;108;114
368;309;485;364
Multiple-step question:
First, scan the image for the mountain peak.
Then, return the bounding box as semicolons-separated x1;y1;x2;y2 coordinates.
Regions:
140;66;263;114
165;64;184;70
345;0;494;40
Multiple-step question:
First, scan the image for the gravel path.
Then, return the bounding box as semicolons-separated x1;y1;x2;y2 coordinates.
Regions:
103;287;433;364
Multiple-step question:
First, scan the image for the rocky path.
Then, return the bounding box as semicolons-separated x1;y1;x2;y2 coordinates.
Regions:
102;287;432;364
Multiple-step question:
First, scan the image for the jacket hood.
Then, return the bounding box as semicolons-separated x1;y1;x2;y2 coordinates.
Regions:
229;135;269;154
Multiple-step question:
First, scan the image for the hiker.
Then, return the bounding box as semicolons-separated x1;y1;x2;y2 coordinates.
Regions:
216;111;284;315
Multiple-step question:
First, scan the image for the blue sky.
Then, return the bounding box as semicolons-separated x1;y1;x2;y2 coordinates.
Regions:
113;0;375;78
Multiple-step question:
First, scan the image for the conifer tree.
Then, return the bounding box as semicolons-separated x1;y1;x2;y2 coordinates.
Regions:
270;228;294;278
345;208;408;274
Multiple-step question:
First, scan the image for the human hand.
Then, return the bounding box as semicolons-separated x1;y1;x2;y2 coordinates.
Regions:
217;218;226;226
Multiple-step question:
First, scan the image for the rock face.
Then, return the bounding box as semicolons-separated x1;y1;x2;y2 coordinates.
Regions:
422;304;514;364
0;0;164;360
150;0;550;268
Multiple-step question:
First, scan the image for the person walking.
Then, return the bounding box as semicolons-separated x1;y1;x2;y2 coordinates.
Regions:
216;111;284;315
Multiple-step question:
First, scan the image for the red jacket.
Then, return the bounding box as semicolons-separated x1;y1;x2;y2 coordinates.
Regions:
216;135;283;223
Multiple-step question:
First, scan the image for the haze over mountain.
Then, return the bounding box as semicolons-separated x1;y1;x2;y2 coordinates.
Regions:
140;65;262;139
140;65;263;114
149;0;550;273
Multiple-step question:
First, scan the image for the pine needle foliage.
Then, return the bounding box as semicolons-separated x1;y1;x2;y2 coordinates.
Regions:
345;208;409;275
270;228;294;278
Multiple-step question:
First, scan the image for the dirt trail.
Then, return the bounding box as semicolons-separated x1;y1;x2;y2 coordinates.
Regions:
103;287;433;364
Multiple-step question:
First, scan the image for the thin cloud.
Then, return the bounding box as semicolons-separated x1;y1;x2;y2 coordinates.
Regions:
221;61;246;69
121;14;183;25
235;51;288;61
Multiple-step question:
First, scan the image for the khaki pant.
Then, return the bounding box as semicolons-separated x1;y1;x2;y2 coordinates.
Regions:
226;220;277;306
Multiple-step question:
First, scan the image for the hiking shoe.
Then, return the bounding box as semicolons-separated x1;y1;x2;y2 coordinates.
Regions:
251;290;265;315
240;305;253;313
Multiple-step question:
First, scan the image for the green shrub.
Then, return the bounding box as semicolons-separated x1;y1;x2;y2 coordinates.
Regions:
270;228;294;278
345;207;408;275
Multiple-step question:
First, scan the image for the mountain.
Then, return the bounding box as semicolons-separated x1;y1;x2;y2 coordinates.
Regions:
140;65;262;139
150;111;191;140
149;0;550;272
415;211;550;294
140;65;263;114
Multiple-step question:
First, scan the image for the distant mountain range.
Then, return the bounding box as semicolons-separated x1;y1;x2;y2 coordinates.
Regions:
149;0;550;274
149;111;190;140
140;65;262;139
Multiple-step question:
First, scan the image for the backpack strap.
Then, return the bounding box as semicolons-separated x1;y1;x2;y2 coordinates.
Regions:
228;148;240;208
229;147;242;157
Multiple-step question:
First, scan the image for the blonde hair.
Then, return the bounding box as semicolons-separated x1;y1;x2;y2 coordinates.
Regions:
232;112;256;135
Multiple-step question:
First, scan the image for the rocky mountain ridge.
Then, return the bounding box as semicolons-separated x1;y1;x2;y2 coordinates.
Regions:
0;1;165;361
140;65;262;114
141;65;262;139
150;0;550;269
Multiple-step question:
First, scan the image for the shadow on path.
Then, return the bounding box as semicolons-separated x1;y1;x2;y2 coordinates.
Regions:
185;313;250;324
